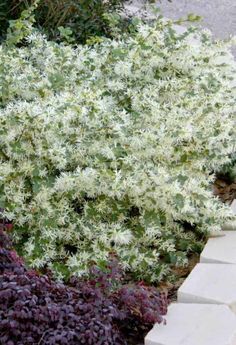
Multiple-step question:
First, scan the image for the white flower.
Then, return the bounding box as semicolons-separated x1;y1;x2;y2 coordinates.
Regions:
0;20;235;282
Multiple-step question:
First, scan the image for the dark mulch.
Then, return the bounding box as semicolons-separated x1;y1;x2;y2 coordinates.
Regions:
213;178;236;204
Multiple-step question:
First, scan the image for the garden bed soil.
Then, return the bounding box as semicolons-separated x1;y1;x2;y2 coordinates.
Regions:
213;178;236;204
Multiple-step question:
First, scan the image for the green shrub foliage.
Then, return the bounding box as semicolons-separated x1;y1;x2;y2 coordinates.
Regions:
0;20;235;281
216;153;236;183
0;0;127;44
0;1;11;41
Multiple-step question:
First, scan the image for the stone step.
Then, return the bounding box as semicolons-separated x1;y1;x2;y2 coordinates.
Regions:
178;263;236;313
200;231;236;264
145;303;236;345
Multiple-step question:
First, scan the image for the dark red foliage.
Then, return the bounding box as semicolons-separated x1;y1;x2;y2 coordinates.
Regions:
118;283;168;325
0;230;167;345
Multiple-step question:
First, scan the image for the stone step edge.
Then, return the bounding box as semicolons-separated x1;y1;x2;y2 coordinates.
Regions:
145;303;236;345
145;200;236;344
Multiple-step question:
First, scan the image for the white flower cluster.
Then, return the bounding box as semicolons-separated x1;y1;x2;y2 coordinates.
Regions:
0;21;235;281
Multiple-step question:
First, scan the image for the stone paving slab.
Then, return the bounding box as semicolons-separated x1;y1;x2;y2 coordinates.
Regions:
158;0;236;41
145;303;236;345
200;231;236;264
126;0;236;56
178;263;236;313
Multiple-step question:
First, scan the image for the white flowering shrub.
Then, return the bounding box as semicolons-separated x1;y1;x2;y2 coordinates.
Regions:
0;20;235;282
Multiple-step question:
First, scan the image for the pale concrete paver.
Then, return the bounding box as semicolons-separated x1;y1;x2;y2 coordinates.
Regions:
145;303;236;345
126;0;236;55
200;231;236;264
178;263;236;313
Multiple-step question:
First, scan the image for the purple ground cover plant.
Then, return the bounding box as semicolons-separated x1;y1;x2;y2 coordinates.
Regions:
0;229;167;345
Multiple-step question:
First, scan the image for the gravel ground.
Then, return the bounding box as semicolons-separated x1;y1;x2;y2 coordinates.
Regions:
125;0;236;55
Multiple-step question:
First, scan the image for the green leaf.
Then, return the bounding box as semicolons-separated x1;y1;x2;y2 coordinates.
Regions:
175;194;185;208
177;174;188;185
187;13;202;22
